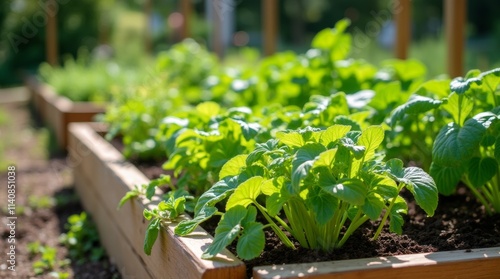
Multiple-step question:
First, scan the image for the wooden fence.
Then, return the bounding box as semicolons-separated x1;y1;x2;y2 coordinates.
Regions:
45;0;467;77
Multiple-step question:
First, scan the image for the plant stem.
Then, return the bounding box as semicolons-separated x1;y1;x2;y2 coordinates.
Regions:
372;183;403;241
254;202;295;249
337;211;369;248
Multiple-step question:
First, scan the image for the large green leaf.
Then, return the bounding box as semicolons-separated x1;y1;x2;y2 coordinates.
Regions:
313;148;338;168
291;143;326;192
321;178;367;205
219;154;248;179
276;131;305;148
432;119;487;167
389;95;443;126
442;93;473;126
236;222;265;260
468;157;499;188
202;206;247;259
319;125;351;146
195;177;239;216
429;162;465;195
400;167;438;216
226;176;264;210
307;185;338;225
417;79;451;99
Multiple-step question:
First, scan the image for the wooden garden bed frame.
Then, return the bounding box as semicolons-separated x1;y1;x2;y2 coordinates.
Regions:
68;122;500;279
25;76;105;149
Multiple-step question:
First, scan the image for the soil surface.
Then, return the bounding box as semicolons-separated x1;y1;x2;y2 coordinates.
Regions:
133;143;500;278
0;88;120;279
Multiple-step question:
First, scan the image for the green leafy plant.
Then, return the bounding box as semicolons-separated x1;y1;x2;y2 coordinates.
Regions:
175;124;438;260
59;212;105;263
27;241;70;276
428;69;500;214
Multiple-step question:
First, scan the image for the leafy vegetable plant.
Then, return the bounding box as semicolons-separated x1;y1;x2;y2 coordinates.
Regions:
429;69;500;214
175;124;438;259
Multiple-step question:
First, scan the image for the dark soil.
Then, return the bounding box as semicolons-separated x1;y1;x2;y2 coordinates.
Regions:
134;155;500;278
0;91;120;279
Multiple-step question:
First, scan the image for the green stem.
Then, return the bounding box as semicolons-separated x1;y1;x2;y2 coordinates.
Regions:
464;177;493;215
254;202;295;249
337;211;369;248
372;184;403;241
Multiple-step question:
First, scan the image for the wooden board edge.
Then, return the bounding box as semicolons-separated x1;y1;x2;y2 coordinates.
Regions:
68;123;246;279
74;168;154;279
253;246;500;279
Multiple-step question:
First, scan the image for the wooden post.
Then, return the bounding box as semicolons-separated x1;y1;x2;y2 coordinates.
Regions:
263;0;278;56
180;0;192;39
394;0;411;59
46;0;58;66
212;0;224;59
445;0;466;78
144;0;153;54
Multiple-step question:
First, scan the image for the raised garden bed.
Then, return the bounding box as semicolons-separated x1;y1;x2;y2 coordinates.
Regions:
68;122;500;279
25;75;105;149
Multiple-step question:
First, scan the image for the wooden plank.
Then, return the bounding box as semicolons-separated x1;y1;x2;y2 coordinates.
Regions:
254;247;500;279
144;0;153;54
444;0;466;78
394;0;411;59
180;0;192;39
212;0;224;59
68;123;246;279
263;0;278;56
74;169;154;279
46;0;58;65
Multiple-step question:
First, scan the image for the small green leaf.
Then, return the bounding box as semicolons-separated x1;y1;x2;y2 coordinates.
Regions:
202;206;247;259
291;143;326;192
357;125;384;162
450;76;482;94
143;209;154;220
384;158;405;179
144;218;160;255
226;176;264;210
468;157;499;188
389;196;408;235
362;192;385;220
236;222;265;260
219;155;248;179
117;190;139;209
175;206;217;236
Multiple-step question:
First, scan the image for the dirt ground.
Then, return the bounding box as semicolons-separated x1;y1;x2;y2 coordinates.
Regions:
0;87;120;279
